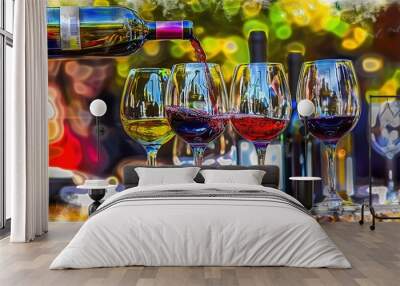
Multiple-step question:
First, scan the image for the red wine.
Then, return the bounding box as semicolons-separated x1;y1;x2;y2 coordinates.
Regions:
190;37;207;62
230;114;288;143
166;106;227;145
306;115;356;143
189;38;218;112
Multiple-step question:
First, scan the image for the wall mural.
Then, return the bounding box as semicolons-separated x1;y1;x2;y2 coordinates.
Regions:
48;0;400;221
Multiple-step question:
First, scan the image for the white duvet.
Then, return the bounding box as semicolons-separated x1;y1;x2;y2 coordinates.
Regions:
50;183;350;269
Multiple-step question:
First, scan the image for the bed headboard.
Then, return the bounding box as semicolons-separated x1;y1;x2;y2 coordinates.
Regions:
122;165;280;189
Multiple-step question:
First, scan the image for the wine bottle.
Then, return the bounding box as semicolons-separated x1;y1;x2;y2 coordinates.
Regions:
248;30;267;63
286;52;305;182
47;6;193;58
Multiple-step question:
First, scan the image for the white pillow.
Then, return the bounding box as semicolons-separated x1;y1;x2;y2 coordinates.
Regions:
200;169;266;185
135;167;200;186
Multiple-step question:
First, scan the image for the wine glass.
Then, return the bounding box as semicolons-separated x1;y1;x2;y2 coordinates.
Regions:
370;99;400;203
229;63;291;165
120;68;175;166
296;59;361;210
165;63;228;166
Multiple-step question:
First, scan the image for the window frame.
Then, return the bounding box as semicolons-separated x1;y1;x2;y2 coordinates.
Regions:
0;0;13;231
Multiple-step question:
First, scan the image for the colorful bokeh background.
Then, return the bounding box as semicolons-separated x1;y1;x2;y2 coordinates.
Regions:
47;0;400;220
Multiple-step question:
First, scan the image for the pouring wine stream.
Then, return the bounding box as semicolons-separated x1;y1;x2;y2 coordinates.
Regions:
189;37;219;114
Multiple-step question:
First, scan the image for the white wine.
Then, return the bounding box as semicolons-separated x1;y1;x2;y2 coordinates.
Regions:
121;118;175;146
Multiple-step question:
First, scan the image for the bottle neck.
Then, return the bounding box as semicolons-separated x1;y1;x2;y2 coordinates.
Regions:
248;31;268;63
147;20;193;40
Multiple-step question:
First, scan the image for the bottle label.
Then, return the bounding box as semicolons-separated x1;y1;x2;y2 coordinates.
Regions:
60;7;81;50
155;21;184;39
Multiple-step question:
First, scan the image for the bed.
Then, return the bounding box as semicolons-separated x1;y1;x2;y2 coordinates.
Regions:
50;165;350;269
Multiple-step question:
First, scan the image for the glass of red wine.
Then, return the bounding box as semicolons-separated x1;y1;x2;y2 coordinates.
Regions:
230;63;291;165
165;63;228;166
296;59;361;210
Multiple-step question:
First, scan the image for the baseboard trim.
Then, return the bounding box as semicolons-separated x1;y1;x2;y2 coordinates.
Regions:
0;218;11;239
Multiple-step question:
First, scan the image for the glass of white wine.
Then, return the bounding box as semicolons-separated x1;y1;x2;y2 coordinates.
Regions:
120;68;175;166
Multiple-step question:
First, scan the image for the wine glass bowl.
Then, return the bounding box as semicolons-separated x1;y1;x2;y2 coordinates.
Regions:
229;63;291;165
370;100;400;203
371;100;400;160
120;68;175;166
165;63;228;166
296;59;361;210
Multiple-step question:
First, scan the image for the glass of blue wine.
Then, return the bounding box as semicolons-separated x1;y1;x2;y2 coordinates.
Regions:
296;59;361;210
165;63;228;166
370;99;400;203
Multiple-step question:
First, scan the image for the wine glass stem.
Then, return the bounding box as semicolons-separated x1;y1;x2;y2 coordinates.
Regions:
145;145;161;166
192;145;206;167
254;143;269;166
326;143;337;198
387;160;395;202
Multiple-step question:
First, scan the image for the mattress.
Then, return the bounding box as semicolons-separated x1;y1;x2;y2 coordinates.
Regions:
50;183;350;269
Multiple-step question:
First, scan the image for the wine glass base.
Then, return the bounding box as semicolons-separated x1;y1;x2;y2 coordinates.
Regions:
313;197;360;213
386;191;399;204
317;197;343;211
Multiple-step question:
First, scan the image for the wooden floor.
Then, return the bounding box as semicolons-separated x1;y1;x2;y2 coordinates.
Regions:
0;222;399;286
